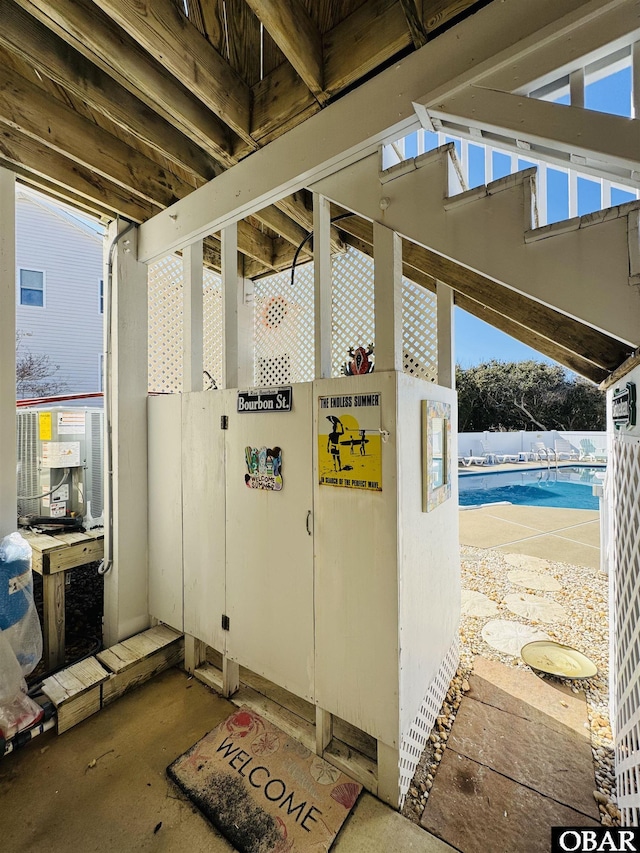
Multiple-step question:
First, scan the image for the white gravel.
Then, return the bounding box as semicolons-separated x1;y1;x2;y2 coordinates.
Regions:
403;544;618;827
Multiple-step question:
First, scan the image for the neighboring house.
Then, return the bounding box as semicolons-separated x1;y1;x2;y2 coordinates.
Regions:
16;188;104;397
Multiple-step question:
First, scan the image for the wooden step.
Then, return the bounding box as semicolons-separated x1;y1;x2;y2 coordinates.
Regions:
98;624;184;706
42;656;110;734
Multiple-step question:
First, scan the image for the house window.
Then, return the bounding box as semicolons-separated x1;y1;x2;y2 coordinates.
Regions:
19;269;44;307
99;279;104;314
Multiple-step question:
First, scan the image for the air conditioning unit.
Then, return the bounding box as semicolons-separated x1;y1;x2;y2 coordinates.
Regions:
16;407;104;524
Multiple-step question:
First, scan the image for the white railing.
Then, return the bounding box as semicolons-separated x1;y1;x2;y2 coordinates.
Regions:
458;430;607;461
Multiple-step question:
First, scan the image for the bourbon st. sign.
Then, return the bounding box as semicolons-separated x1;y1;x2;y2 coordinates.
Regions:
612;382;637;430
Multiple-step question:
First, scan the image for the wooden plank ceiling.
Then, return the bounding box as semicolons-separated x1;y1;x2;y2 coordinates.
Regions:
0;0;631;381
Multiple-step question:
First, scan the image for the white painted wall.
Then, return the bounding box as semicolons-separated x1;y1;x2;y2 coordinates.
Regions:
16;190;104;396
460;429;607;457
397;375;460;738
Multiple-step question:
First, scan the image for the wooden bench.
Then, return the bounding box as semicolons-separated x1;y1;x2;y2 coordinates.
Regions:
20;528;105;671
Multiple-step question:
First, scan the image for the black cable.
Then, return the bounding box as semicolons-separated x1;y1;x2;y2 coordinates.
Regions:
290;212;354;287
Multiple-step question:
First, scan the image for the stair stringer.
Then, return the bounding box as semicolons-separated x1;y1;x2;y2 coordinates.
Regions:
310;146;640;346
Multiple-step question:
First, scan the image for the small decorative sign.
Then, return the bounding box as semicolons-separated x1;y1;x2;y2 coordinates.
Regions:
237;387;292;413
245;446;283;491
318;393;382;490
612;382;637;429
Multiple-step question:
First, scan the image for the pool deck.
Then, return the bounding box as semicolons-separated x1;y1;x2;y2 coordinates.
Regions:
458;461;602;569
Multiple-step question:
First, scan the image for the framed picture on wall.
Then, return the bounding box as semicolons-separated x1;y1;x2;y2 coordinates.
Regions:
422;400;452;512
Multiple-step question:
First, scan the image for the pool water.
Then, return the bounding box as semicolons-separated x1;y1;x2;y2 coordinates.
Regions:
459;466;603;510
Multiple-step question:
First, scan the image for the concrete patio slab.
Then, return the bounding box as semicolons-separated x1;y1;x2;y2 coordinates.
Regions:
335;793;456;852
477;504;598;533
421;751;599;853
459;514;543;548
494;534;600;570
554;521;601;548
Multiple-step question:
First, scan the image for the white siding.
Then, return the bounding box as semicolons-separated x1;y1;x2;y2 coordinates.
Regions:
15;192;104;395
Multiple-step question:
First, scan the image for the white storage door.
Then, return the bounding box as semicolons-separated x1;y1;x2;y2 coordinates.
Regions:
182;390;228;653
225;383;314;702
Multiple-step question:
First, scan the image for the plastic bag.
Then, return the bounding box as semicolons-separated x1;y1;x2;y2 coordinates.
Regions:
0;631;43;740
0;532;42;676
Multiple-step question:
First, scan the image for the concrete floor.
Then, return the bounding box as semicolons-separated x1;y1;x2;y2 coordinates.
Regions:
1;494;602;852
1;667;454;852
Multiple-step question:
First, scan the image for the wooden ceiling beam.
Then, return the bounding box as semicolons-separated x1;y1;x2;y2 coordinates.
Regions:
0;124;159;222
244;0;325;100
323;0;413;96
399;0;428;48
0;0;225;178
12;0;239;165
334;212;631;372
275;195;344;254
453;294;610;384
0;63;194;209
92;0;254;146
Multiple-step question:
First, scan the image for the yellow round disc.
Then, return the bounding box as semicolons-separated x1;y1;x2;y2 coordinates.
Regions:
521;640;597;679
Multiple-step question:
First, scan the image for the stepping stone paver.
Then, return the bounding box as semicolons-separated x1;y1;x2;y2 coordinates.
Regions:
421;751;599;853
507;569;561;591
504;592;567;623
481;619;550;656
461;589;499;618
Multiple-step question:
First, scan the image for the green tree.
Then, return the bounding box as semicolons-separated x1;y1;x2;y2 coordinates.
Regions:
455;360;605;431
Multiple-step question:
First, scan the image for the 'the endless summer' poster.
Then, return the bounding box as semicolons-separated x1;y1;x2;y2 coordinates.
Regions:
317;393;382;491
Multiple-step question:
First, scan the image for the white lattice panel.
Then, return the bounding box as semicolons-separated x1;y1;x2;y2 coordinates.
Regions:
398;637;460;806
331;249;376;378
254;263;315;386
203;269;223;389
403;279;438;382
148;255;183;393
611;435;640;825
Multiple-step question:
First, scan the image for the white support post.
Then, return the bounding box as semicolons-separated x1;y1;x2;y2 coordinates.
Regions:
222;657;240;698
536;159;548;227
373;222;403;373
633;42;640;120
184;635;206;674
313;192;332;379
315;707;333;756
237;261;255;388
568;169;578;219
182;240;204;393
0;167;15;539
437;282;455;389
570;68;585;109
222;224;239;389
377;740;400;808
103;220;150;645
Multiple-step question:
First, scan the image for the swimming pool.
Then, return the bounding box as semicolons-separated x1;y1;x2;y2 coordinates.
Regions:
458;466;604;510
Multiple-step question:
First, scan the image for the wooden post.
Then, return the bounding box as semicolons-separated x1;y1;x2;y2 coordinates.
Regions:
437;282;455;389
237;260;255;387
374;222;403;373
0;167;16;539
313;193;332;379
222;224;239;389
184;635;206;674
103;221;150;646
377;740;400;808
43;573;65;671
569;68;585;109
634;42;640;121
316;707;333;756
182;239;204;392
222;657;240;698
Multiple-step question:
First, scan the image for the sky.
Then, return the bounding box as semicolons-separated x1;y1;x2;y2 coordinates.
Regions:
452;65;634;368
